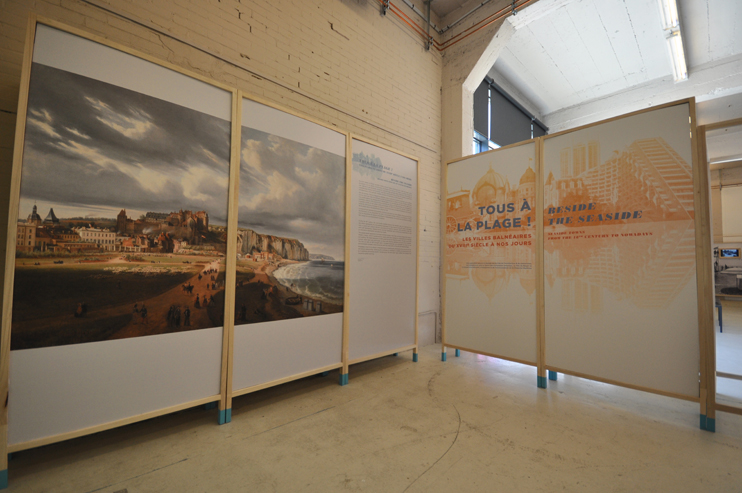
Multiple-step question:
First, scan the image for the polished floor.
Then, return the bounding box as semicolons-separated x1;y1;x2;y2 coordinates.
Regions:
8;343;742;492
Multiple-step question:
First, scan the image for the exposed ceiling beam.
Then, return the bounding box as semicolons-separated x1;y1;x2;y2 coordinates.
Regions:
544;51;742;132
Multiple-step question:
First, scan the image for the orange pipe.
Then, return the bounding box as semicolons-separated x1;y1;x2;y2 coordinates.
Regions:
439;0;538;51
377;0;537;52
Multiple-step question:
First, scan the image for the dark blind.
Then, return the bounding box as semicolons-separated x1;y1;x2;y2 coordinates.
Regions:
533;122;546;138
473;80;489;138
490;89;532;147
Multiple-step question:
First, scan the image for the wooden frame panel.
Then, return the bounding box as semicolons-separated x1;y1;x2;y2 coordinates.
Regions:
441;137;541;369
346;134;420;366
1;13;241;460
0;13;423;485
540;98;709;405
228;92;350;397
698;116;742;422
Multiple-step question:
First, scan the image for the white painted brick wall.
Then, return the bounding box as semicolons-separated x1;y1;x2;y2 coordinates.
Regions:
0;0;445;333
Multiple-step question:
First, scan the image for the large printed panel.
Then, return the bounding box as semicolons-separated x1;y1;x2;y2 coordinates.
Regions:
8;24;230;445
349;139;417;361
232;99;345;391
543;103;700;397
445;143;537;364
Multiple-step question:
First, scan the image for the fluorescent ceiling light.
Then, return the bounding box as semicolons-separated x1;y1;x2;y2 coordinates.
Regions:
666;31;688;82
657;0;687;82
657;0;679;30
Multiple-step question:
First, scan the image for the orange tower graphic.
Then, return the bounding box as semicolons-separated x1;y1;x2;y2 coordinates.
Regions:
546;137;696;311
546;137;694;222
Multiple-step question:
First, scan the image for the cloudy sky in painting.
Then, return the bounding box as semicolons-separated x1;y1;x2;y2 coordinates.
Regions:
240;128;345;260
18;62;231;224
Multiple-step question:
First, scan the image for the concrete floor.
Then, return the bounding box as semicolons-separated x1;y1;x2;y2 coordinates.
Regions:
7;344;742;492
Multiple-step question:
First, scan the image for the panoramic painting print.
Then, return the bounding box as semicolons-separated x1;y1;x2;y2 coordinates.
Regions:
11;62;232;350
236;122;345;325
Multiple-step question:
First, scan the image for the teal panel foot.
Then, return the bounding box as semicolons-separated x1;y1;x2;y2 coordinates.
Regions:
706;417;716;432
204;401;217;410
320;371;329;377
548;370;557;381
700;414;706;430
537;376;547;388
393;353;398;356
218;408;231;425
412;353;418;362
0;469;6;489
339;373;349;386
455;349;460;357
441;352;447;362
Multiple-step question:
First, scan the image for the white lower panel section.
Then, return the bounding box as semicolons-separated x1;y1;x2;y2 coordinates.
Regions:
347;250;416;361
232;313;343;391
8;327;223;446
446;275;537;364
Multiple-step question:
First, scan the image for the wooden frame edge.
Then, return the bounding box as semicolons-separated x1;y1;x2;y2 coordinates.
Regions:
535;136;546;381
221;89;242;414
441;156;447;356
692;106;717;422
231;363;343;398
1;12;38;475
342;133;352;377
702;117;742;132
715;403;742;417
414;155;420;358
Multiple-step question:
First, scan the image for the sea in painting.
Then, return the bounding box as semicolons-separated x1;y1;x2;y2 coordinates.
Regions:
234;125;345;325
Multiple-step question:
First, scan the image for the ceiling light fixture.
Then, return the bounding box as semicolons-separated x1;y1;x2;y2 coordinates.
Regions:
657;0;687;82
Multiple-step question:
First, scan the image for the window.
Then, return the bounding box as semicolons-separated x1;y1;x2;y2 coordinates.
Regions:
473;78;547;153
473;131;500;154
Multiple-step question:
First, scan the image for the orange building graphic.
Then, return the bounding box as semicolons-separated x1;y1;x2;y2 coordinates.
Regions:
545;138;694;222
545;137;696;311
446;165;536;298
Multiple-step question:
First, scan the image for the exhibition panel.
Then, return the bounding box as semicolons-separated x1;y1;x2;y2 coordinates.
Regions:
542;102;702;399
232;97;346;395
347;138;419;364
443;141;538;365
2;18;236;452
441;99;714;422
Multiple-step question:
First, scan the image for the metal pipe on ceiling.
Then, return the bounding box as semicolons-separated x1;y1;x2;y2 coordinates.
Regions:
377;0;536;51
400;0;444;34
440;0;494;34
